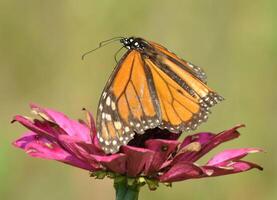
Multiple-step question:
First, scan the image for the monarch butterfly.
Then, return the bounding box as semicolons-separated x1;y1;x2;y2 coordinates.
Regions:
94;37;223;154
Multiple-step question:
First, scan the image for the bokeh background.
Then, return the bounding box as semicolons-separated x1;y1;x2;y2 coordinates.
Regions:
1;0;276;199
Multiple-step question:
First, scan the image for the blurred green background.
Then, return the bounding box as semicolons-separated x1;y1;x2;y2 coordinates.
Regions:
0;0;276;199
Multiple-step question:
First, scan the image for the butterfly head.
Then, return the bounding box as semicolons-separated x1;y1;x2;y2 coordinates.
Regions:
120;37;145;51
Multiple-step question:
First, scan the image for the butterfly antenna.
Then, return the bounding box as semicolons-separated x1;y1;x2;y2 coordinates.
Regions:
114;46;124;64
82;36;124;60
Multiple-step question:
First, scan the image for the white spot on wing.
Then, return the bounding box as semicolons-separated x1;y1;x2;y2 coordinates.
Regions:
105;114;112;121
111;101;116;110
187;62;194;68
99;104;103;111
114;121;122;129
106;96;111;106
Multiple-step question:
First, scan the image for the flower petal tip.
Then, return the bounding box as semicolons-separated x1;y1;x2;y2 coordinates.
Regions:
29;103;40;109
235;124;246;129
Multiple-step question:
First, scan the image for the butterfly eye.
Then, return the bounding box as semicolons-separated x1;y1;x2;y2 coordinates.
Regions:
120;38;129;45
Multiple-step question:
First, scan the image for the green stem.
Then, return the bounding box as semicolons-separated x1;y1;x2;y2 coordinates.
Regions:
114;178;140;200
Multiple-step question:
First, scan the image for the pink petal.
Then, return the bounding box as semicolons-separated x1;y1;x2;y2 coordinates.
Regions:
83;110;102;150
12;115;57;139
30;104;91;142
180;132;215;149
13;131;37;149
91;154;126;174
83;109;97;138
145;139;179;174
160;160;262;182
207;148;263;166
76;141;104;156
202;161;263;177
160;146;263;182
57;134;101;169
159;161;203;182
121;146;155;177
13;132;93;170
174;125;242;163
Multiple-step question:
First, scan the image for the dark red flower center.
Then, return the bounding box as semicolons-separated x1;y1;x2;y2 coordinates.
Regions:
127;128;181;148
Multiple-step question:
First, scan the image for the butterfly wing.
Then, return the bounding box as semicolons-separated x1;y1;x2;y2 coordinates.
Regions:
96;50;161;153
149;41;208;83
97;38;223;154
143;40;223;131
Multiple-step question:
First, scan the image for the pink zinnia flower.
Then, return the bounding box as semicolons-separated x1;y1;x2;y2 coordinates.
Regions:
12;104;263;199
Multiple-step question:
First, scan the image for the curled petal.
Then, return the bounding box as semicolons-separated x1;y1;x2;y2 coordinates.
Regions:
12;115;57;139
174;125;242;163
13;132;92;170
161;146;263;182
91;154;126;174
76;141;104;156
202;161;263;177
83;109;102;150
13;131;37;149
159;161;203;182
82;108;97;137
121;146;155;177
57;135;101;169
145;139;179;173
180;132;214;149
160;160;262;182
207;148;263;166
30;104;91;142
